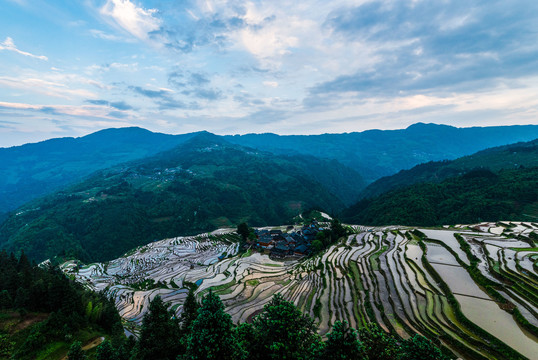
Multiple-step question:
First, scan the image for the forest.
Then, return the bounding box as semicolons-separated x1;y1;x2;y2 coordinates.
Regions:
66;290;451;360
0;253;123;359
343;166;538;226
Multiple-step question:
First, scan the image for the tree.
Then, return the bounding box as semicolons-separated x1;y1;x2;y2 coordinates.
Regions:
237;222;250;242
357;323;397;360
180;287;200;333
322;320;363;360
234;323;257;359
399;335;450;360
96;339;118;360
136;295;182;360
67;341;86;360
252;293;320;360
185;290;240;360
0;334;15;357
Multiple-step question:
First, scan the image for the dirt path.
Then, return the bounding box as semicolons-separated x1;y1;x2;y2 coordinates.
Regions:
61;337;104;359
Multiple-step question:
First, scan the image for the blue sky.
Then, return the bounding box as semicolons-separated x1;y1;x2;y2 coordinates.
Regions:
1;0;538;146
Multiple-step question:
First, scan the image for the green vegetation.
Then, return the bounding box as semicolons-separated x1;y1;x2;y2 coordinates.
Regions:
0;127;197;215
94;292;450;360
359;138;538;200
227;123;538;183
0;134;357;263
344;166;538;226
0;252;123;359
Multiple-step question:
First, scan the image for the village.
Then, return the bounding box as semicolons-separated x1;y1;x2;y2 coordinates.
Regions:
253;221;324;258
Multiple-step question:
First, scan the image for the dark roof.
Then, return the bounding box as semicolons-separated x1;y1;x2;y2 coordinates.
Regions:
274;241;289;251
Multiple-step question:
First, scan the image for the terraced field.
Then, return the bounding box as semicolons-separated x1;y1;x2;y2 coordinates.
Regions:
62;222;538;359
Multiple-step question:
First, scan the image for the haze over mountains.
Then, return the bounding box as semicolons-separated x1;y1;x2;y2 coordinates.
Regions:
1;122;538;263
3;122;538;217
0;133;362;262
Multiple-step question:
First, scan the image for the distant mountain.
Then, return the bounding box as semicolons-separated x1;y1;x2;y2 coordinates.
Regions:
226;123;538;183
3;123;538;218
0;127;198;215
341;139;538;226
0;134;363;262
359;138;538;200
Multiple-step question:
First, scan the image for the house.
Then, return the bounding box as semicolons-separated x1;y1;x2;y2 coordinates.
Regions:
258;234;274;249
294;244;309;256
272;241;290;258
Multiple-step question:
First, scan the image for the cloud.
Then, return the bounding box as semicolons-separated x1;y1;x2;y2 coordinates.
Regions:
86;99;133;110
89;29;129;42
0;76;96;99
168;70;223;100
129;85;172;98
315;0;538;97
0;37;48;60
0;101;129;120
100;0;161;41
128;85;198;109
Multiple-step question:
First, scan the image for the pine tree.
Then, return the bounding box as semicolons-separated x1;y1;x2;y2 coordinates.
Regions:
322;320;363;360
96;339;118;360
180;287;200;332
357;323;397;360
185;290;240;360
136;295;182;360
252;293;320;360
67;341;86;360
399;335;450;360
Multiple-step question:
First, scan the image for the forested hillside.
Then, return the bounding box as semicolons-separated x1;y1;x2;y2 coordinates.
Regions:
0;252;123;359
343;167;538;226
0;134;363;263
0;127;197;215
227;123;538;183
360;138;538;200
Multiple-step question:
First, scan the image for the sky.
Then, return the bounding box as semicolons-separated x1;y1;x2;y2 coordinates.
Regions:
1;0;538;147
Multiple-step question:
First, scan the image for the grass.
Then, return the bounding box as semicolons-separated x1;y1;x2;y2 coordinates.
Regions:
246;279;260;286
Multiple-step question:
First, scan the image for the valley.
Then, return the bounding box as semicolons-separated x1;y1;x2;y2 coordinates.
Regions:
62;222;538;360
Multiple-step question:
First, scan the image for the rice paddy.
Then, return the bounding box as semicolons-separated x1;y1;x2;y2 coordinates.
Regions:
61;222;538;359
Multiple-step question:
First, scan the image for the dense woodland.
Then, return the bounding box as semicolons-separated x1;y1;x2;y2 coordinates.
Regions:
343;167;538;226
359;138;538;200
68;290;451;360
0;135;364;263
0;253;123;359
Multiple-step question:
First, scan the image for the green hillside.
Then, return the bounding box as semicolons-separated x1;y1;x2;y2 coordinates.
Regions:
0;252;123;360
227;123;538;183
359;138;538;200
343;167;538;226
0;134;363;262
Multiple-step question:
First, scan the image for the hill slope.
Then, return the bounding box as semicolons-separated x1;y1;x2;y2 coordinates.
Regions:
342;166;538;226
0;127;197;215
359;138;538;200
3;122;538;218
0;134;363;262
226;123;538;183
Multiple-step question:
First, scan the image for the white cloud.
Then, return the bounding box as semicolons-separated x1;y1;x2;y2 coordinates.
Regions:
100;0;161;42
263;81;278;87
89;29;129;42
0;37;48;60
0;75;97;99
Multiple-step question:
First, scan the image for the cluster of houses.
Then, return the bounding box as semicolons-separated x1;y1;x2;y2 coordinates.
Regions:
254;222;324;258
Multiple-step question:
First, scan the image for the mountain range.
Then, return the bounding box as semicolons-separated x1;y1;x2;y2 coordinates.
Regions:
343;139;538;225
0;133;363;262
1;123;538;262
3;122;538;217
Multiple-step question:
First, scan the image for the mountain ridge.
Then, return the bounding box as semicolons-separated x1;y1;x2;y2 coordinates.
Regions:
0;137;363;262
